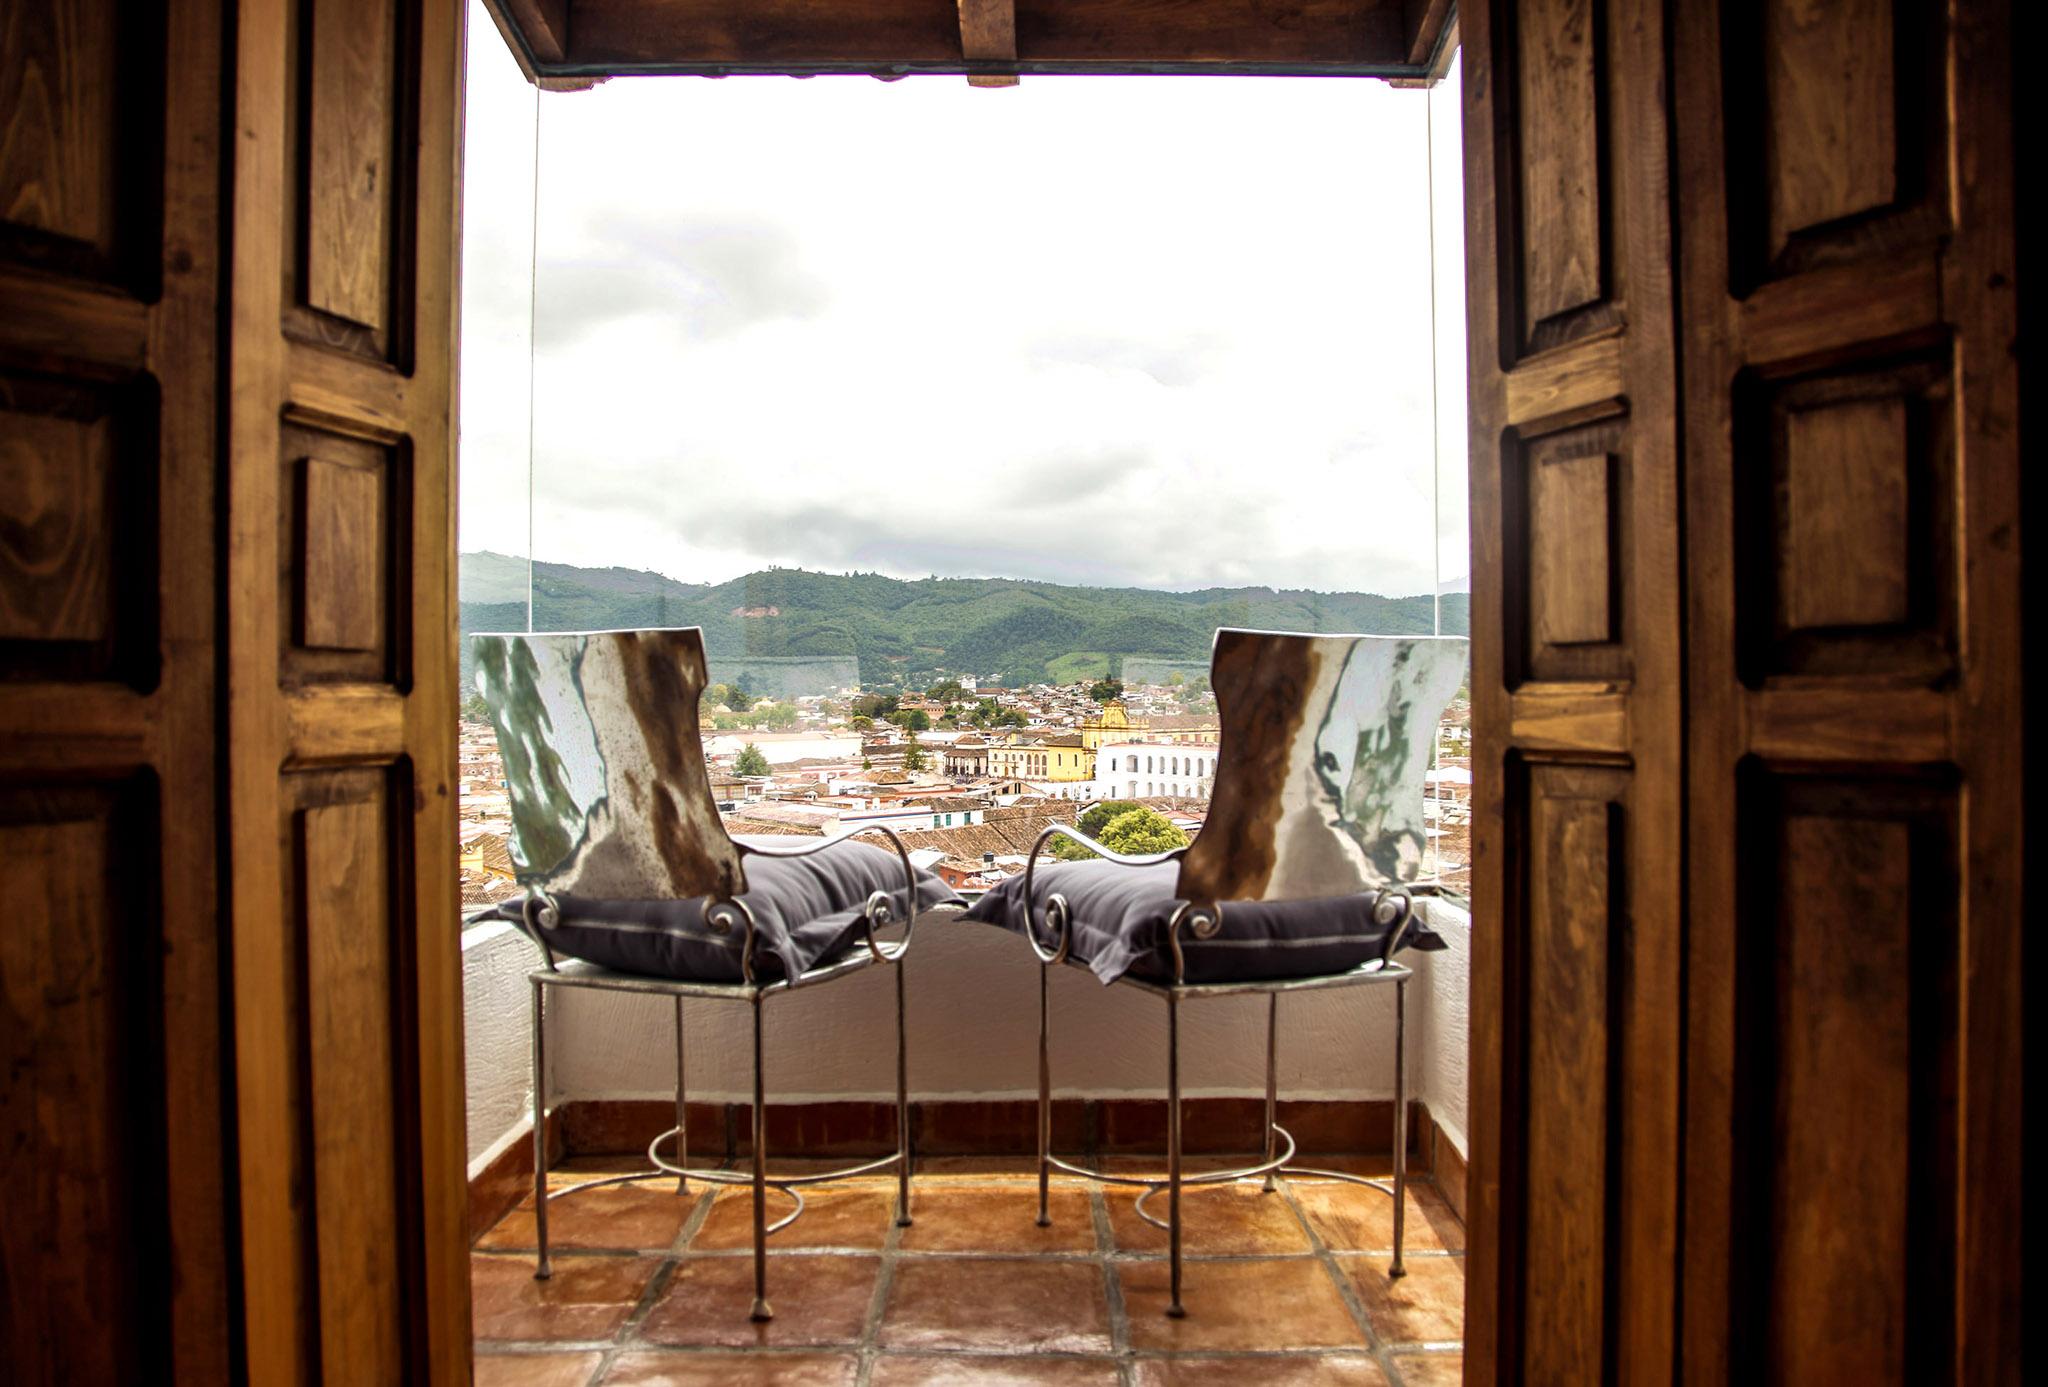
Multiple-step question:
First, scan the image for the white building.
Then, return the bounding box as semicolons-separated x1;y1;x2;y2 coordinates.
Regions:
738;798;986;838
1085;739;1220;801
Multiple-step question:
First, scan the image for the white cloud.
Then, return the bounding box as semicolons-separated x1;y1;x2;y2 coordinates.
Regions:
459;1;1467;597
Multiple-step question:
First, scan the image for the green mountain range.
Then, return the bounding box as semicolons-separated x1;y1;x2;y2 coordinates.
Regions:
460;552;1469;689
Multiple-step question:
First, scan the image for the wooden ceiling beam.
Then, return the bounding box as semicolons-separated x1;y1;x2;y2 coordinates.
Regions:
958;0;1019;88
489;0;571;65
481;0;608;89
487;0;1448;81
1402;0;1456;67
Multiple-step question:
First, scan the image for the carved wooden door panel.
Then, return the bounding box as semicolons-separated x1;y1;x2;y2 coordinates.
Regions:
1464;1;2022;1382
1460;0;1687;1381
1671;2;2020;1382
1;0;233;1377
223;1;469;1380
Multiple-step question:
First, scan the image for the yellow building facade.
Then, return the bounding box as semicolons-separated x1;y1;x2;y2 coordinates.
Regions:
1078;701;1148;752
987;736;1094;782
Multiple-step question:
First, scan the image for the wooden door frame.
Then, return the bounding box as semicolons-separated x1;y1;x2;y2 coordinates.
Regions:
389;2;2032;1379
221;0;470;1379
1456;1;2025;1381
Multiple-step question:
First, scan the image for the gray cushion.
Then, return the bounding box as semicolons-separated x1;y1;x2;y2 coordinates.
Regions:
962;859;1444;985
495;836;961;983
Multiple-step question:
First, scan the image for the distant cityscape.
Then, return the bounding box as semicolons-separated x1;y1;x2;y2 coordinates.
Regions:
459;671;1473;911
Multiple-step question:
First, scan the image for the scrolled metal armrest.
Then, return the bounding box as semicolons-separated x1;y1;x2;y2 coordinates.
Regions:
736;826;921;966
1161;899;1222;986
1022;822;1191;968
1373;887;1417;966
519;889;561;972
703;894;764;985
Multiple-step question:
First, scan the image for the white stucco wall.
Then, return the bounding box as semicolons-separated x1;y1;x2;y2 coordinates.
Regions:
1410;899;1470;1159
464;900;1473;1171
463;920;539;1173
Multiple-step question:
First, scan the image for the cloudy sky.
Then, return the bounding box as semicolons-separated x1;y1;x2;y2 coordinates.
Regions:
459;2;1467;598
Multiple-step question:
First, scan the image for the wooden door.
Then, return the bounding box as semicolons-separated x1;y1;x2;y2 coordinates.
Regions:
1;0;234;1378
223;1;469;1381
1461;0;1687;1380
1671;1;2019;1382
1462;1;2023;1382
5;2;468;1377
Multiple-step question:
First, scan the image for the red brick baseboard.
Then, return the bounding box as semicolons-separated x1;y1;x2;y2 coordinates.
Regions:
470;1096;1467;1238
1427;1113;1469;1223
467;1108;563;1242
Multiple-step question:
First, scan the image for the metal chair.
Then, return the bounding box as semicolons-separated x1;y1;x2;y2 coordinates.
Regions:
470;627;936;1321
1012;628;1467;1316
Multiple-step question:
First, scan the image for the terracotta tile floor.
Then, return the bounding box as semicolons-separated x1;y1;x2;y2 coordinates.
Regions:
474;1158;1463;1385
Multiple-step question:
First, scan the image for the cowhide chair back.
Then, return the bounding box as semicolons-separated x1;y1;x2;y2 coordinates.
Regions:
1176;629;1468;906
470;627;746;903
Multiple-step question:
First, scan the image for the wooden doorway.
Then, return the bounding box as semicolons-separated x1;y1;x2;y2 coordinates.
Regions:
2;0;469;1379
1459;1;2022;1381
1;2;2023;1381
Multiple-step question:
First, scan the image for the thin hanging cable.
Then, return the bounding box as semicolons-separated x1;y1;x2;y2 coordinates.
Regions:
1425;84;1443;641
525;85;541;633
1423;77;1447;884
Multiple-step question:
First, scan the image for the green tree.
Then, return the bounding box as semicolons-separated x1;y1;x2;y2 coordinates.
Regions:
734;743;771;777
1166;671;1185;687
1051;799;1145;860
888;707;931;733
928;678;964;703
461;691;492;723
1089;679;1124;703
994;708;1027;729
1079;799;1145;836
763;701;800;729
849;714;874;733
1095;807;1189;856
708;682;759;712
902;731;927;772
851;692;899;719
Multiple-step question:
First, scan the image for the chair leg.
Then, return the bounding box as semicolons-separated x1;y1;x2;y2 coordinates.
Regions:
1036;962;1052;1228
750;992;773;1321
530;977;551;1281
1263;992;1279;1193
1391;975;1408;1279
1167;988;1185;1318
895;959;913;1227
673;996;689;1195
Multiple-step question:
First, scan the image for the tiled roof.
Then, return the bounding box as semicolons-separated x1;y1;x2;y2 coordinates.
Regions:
722;817;822;837
985;802;1078;823
851;812;1075;860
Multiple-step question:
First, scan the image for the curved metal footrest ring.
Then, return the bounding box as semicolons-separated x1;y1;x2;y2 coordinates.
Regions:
1275;1164;1400;1201
1049;1125;1301;1232
537;1126;905;1241
644;1125;905;1188
647;1126;904;1238
544;1161;811;1234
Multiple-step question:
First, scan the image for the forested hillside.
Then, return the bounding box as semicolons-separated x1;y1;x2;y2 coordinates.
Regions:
460;552;1470;688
